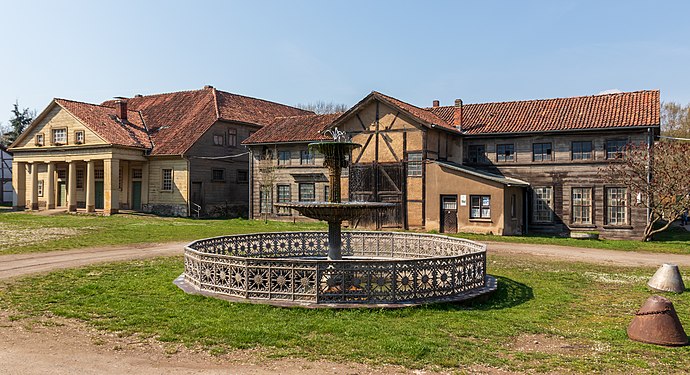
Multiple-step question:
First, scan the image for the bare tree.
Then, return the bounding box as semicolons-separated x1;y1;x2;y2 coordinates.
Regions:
600;141;690;241
257;149;277;223
296;101;348;115
661;101;690;139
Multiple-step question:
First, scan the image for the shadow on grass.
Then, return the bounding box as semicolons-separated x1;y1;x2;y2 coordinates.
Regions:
429;276;533;312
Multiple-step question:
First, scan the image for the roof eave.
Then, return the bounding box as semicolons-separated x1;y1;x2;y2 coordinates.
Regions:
464;124;661;137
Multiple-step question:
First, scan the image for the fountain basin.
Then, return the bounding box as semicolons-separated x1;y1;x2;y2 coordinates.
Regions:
176;231;495;308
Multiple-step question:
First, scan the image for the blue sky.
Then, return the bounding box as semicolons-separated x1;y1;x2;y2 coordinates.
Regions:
1;0;689;121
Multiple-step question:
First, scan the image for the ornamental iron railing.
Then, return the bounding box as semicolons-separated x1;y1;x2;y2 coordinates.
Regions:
184;231;486;305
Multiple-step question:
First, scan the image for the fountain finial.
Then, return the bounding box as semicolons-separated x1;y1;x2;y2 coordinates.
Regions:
323;127;349;142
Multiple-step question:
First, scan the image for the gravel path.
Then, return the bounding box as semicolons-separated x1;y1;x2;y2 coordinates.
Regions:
1;238;688;374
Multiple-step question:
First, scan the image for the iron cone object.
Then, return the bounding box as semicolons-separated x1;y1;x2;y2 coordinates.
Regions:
627;295;688;346
648;263;686;293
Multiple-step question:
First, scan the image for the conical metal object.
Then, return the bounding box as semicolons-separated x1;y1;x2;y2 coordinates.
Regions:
648;263;685;293
627;295;688;346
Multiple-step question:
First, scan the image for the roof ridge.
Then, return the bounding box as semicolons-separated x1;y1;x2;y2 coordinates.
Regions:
57;98;142;114
215;88;312;113
272;112;342;120
426;89;660;109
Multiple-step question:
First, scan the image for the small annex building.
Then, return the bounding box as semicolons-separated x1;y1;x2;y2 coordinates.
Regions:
243;89;660;240
1;144;11;204
8;86;310;216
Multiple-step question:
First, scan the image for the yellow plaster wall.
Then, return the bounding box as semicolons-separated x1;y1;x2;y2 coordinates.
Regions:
13;105;106;149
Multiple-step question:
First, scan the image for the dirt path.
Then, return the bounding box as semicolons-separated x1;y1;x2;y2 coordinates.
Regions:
1;239;688;374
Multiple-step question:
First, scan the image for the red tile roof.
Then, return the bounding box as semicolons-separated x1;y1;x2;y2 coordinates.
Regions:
101;87;311;155
371;91;457;132
243;113;342;144
428;90;660;134
55;99;152;149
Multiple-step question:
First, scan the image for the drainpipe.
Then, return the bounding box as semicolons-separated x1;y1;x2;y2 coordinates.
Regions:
248;148;254;219
646;127;653;229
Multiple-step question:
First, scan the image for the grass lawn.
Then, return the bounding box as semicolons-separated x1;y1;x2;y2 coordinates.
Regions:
0;211;324;254
1;254;688;373
1;209;689;255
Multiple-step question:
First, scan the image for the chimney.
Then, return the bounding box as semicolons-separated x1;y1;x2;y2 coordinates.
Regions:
432;100;440;107
114;97;128;121
134;94;143;98
204;85;214;89
454;99;463;131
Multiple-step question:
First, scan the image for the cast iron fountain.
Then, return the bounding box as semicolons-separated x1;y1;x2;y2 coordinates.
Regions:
176;128;495;308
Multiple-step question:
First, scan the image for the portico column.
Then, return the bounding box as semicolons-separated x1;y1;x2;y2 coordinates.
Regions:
11;161;26;210
86;160;95;212
104;158;119;215
30;163;39;210
67;161;77;212
46;162;55;209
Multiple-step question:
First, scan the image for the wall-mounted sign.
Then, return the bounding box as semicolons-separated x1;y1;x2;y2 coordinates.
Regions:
460;194;467;206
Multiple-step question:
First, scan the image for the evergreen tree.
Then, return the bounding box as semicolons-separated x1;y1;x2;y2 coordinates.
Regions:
2;101;35;146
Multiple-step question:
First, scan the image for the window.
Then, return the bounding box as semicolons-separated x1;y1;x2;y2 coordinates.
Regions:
76;169;84;190
212;169;225;181
572;188;592;224
277;185;291;214
132;169;143;179
94;169;104;180
119;167;123;190
606;139;628;159
510;194;516;218
532;143;552;162
37;180;44;197
407;152;422;176
52;128;67;145
213;134;224;146
470;195;491;219
606;187;628;225
278;151;291;166
259;187;272;214
300;150;315;165
57;170;67;180
228;129;237;147
299;183;315;202
324;185;329;202
496;144;514;162
533;187;553;223
572;141;592;160
468;145;486;163
162;169;173;191
236;169;248;183
35;134;44;146
75;131;85;144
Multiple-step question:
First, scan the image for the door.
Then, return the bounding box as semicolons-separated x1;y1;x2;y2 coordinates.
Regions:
57;181;67;207
440;195;458;233
191;182;203;214
131;181;142;210
95;181;104;210
349;162;405;229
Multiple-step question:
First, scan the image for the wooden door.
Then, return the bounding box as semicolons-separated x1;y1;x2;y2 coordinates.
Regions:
349;163;404;228
131;181;142;210
440;195;458;233
191;182;203;210
95;181;104;210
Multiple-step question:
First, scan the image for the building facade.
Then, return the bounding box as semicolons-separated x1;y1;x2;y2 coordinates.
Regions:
1;145;11;204
244;90;660;240
8;86;310;216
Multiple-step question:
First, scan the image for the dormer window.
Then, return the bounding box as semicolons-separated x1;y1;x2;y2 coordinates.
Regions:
35;134;44;146
52;128;67;145
75;131;85;144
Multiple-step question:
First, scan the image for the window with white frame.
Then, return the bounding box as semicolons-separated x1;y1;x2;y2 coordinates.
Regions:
532;143;552;162
213;134;224;146
94;169;104;180
496;144;514;162
532;187;553;223
277;184;291;214
37;180;44;197
75;131;85;144
228;128;237;147
299;183;315;202
606;187;628;225
470;195;491;219
606;139;628;159
52;128;67;144
572;187;592;224
278;151;291;166
407;152;422;176
162;169;173;191
35;134;44;146
571;141;592;160
300;150;315;165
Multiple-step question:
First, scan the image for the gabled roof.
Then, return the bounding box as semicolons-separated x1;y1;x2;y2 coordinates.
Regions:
332;91;459;133
428;90;660;135
243;113;341;145
102;87;311;155
54;99;152;149
434;160;529;187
